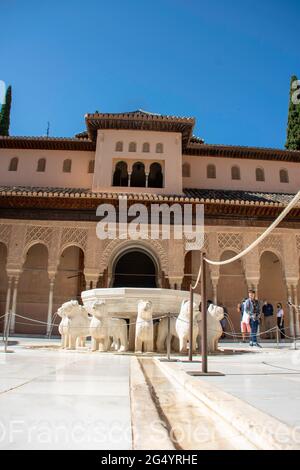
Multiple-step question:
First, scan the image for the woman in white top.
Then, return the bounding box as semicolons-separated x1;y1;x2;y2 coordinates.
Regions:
276;303;285;340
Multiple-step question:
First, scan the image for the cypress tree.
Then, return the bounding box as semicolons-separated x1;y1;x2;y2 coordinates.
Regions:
285;76;300;150
0;85;12;136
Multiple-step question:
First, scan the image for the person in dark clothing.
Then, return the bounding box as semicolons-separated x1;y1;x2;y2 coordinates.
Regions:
244;290;262;348
262;301;274;339
276;303;285;340
219;304;228;339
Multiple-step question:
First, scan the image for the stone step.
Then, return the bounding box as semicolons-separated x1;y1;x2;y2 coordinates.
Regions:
137;357;258;450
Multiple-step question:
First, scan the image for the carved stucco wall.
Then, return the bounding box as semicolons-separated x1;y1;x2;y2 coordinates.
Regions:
1;219;300;298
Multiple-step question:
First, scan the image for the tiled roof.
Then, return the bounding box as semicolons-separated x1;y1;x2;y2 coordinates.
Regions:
74;131;89;139
0;135;95;151
183;189;296;205
0;185;298;207
185;143;300;162
85;111;195;148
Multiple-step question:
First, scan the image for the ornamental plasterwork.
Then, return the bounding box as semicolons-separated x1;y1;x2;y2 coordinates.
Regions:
25;226;54;251
296;235;300;252
217;233;242;253
99;237;169;273
258;234;283;256
0;224;12;247
60;227;88;253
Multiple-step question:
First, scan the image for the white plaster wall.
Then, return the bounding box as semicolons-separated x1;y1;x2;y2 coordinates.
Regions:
1;140;299;195
183;155;300;193
0;149;95;188
92;129;183;195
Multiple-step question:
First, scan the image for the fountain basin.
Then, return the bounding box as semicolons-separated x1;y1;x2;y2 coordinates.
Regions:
81;288;201;319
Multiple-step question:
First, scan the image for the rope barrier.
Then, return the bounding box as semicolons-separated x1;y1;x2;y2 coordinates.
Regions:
10;312;299;340
191;264;202;291
13;312;169;329
203;190;300;267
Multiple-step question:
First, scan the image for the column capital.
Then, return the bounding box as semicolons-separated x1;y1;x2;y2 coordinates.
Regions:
286;278;299;288
246;279;260;292
6;269;22;280
168;276;184;290
48;271;57;282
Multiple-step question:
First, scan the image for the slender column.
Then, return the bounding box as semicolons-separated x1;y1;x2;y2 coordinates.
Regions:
287;284;295;337
247;280;259;296
46;278;55;335
211;279;218;305
4;277;13;333
10;276;19;334
145;173;149;188
292;285;300;336
168;276;184;291
128;173;131;187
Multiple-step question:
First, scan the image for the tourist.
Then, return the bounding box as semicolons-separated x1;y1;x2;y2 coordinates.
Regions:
238;298;249;343
219;303;228;339
276;303;285;340
262;301;274;339
244;290;262;348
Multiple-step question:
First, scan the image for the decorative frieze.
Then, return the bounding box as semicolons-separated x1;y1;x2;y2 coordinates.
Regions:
61;227;88;253
258;235;283;257
217;233;242;253
25;226;53;250
0;224;12;247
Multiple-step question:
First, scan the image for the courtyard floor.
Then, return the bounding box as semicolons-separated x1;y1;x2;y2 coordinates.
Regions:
172;342;300;429
0;338;300;449
0;338;132;450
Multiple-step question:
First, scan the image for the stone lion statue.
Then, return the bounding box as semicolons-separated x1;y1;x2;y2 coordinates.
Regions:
206;304;225;353
90;300;128;352
57;300;91;350
57;304;70;349
135;300;154;353
156;316;177;352
175;300;200;353
157;301;224;354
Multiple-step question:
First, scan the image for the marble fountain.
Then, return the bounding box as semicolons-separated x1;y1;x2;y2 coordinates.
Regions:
81;287;201;351
57;287;224;353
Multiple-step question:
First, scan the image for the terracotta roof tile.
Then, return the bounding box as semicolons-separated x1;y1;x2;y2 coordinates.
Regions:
0;185;297;207
0;136;95;151
183;188;296;205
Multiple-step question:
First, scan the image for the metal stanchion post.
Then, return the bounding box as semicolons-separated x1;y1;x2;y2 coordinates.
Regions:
293;304;297;351
189;285;194;362
201;253;207;373
2;309;14;354
167;312;171;361
276;325;279;349
187;253;224;377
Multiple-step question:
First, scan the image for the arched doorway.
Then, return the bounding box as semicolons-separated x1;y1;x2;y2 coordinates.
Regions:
54;246;85;311
258;251;287;330
131;162;146;187
113;161;128;187
148;163;163;188
217;250;248;332
17;243;49;334
112;249;157;288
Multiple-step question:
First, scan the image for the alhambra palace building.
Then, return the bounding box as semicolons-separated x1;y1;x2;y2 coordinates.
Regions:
0;110;300;336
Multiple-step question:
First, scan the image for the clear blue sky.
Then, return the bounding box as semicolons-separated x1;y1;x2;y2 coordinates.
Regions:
1;0;299;148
